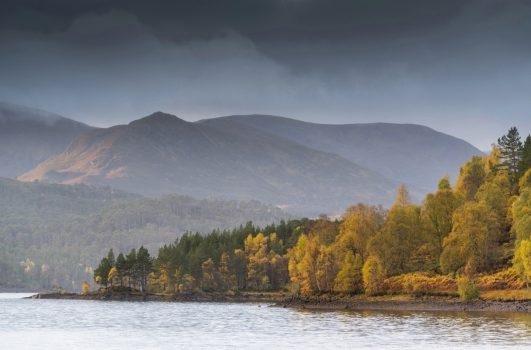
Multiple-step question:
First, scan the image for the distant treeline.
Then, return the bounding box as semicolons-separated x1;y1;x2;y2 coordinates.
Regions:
95;128;531;299
0;180;287;291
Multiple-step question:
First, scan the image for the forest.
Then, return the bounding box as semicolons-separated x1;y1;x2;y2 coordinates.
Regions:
0;180;286;291
94;128;531;300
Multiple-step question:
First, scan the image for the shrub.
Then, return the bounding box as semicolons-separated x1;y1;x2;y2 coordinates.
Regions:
362;256;385;296
457;276;480;301
81;281;90;295
513;240;531;287
477;268;526;290
384;273;457;296
178;274;196;293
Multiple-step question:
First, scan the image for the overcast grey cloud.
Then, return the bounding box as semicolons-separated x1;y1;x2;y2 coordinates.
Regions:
0;0;530;148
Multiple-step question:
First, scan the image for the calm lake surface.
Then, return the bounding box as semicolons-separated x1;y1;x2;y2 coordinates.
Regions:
0;293;530;349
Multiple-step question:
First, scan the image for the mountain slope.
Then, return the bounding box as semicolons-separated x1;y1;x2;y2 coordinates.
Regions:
0;177;288;290
19;112;396;215
0;102;93;178
202;115;483;191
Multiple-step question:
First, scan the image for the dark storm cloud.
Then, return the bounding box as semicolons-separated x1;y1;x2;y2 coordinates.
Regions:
0;0;530;148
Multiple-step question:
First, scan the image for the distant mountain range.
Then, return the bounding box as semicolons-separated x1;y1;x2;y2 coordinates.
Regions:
203;115;481;192
2;102;483;215
0;102;93;178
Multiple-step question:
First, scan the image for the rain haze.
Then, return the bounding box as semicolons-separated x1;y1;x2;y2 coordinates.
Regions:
1;0;530;149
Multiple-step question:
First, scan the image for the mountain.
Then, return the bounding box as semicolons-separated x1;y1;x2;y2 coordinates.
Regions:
0;102;93;178
201;115;483;192
19;112;397;215
0;177;288;290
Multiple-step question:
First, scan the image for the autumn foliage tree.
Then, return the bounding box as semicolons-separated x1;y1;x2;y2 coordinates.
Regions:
334;251;363;294
92;128;529;297
512;169;531;285
362;256;385;296
440;202;501;276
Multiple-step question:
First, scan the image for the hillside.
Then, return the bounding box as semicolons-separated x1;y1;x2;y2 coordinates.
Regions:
0;102;93;178
202;115;483;192
0;178;288;291
19;112;397;215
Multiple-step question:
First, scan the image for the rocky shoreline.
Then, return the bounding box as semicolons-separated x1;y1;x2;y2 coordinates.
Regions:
29;291;530;313
277;295;531;313
30;290;284;303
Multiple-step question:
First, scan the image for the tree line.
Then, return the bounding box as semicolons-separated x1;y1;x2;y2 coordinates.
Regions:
0;178;285;291
94;127;531;298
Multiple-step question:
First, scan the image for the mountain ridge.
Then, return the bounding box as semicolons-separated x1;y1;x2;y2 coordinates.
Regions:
7;106;483;215
0;102;94;178
201;114;483;191
18;111;397;215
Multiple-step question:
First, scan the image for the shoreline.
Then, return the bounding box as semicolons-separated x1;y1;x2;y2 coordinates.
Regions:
30;290;285;303
277;295;531;313
29;291;531;313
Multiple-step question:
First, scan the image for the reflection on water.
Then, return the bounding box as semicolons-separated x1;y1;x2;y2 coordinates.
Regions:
0;292;37;299
0;294;529;349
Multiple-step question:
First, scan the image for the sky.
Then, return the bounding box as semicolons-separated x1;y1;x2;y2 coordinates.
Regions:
1;0;530;149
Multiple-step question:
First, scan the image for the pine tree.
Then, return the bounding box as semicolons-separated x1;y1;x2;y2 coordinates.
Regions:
94;256;113;288
232;249;247;290
136;246;152;292
519;135;531;177
125;248;137;288
497;127;523;190
107;249;115;266
115;253;126;287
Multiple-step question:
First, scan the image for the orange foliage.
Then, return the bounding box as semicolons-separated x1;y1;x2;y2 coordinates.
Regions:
476;268;526;290
384;273;456;296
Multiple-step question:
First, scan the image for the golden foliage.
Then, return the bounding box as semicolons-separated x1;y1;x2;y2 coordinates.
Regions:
457;276;480;301
337;204;384;260
384;273;456;296
362;256;385;296
481;289;531;301
512;241;531;287
333;252;363;294
81;281;90;295
107;266;118;286
440;202;501;275
477;268;526;290
455;156;487;201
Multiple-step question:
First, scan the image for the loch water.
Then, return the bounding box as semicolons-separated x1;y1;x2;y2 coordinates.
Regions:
0;293;529;349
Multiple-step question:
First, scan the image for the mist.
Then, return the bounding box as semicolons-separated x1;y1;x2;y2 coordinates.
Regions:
1;0;530;148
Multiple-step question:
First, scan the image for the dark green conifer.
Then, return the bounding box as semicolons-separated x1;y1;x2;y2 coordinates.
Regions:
497;127;523;191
